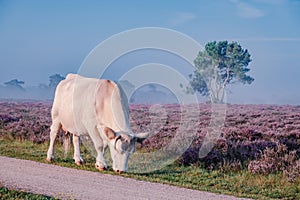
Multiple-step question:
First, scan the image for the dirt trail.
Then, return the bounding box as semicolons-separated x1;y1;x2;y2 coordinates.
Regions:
0;156;250;200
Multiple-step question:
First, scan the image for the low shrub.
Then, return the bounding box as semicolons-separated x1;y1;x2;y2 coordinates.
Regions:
248;143;300;181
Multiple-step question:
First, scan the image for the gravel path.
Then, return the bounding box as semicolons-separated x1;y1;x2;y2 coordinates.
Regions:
0;156;250;200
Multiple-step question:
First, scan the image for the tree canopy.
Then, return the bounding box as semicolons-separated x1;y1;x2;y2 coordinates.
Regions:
4;79;25;90
48;74;65;88
187;41;254;103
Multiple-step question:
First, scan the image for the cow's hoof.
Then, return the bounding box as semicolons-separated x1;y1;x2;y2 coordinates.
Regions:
75;160;84;166
95;164;107;171
46;157;54;162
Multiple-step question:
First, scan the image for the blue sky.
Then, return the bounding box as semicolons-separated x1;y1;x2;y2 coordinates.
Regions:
0;0;299;104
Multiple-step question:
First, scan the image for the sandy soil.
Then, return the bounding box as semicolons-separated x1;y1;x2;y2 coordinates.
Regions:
0;156;251;200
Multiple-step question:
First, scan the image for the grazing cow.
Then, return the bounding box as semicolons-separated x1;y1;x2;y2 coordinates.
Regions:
46;74;148;172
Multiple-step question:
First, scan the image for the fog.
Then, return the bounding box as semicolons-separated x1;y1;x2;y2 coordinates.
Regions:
0;78;181;104
0;85;55;100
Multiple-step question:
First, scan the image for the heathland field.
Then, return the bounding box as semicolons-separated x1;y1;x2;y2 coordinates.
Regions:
0;100;299;199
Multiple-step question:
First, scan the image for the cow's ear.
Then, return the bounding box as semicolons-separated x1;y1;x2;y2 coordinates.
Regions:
104;127;116;140
135;132;149;144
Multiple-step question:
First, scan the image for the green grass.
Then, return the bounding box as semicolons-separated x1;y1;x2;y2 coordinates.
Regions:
0;186;57;200
0;137;299;200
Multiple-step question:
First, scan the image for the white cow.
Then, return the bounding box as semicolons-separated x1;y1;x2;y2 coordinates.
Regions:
46;74;148;172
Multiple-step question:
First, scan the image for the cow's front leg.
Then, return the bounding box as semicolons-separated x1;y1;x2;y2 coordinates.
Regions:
88;128;107;171
95;145;108;171
73;134;84;165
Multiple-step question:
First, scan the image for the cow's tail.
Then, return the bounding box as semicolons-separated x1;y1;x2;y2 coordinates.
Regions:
63;132;71;157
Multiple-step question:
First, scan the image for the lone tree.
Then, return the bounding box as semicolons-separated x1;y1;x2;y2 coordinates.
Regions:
187;41;254;103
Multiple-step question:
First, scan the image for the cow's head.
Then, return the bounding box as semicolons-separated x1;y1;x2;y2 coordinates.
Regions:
103;127;148;173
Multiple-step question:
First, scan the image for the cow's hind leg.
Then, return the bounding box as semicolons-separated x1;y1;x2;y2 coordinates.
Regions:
46;122;61;162
73;134;84;165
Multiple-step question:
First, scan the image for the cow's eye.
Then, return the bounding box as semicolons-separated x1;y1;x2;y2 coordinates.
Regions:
120;142;127;150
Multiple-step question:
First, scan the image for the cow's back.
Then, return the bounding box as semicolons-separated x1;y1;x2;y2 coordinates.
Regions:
51;74;130;135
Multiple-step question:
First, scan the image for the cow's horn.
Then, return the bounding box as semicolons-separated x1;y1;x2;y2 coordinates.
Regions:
114;135;122;149
135;132;150;143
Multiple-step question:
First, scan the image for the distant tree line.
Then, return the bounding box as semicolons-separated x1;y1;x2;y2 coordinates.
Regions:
2;74;65;91
0;74;65;100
